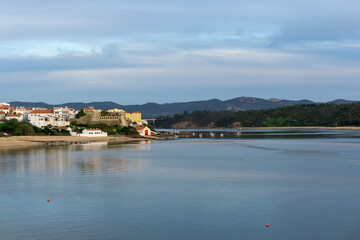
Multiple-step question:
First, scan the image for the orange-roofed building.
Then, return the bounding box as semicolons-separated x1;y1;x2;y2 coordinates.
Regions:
0;106;10;114
29;109;54;114
5;113;23;121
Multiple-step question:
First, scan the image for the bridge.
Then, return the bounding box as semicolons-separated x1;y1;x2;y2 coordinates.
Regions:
143;119;157;124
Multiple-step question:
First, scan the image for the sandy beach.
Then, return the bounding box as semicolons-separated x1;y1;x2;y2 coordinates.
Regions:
0;135;165;150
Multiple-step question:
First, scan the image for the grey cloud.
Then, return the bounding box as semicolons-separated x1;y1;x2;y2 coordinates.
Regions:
101;43;121;57
269;17;360;47
0;52;136;73
0;0;359;103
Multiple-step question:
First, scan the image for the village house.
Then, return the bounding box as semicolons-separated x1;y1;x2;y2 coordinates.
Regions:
70;128;108;137
135;126;151;136
30;116;70;128
53;107;75;118
0;102;10;107
0;106;10;114
126;111;142;124
0;111;6;120
28;109;71;128
5;113;24;121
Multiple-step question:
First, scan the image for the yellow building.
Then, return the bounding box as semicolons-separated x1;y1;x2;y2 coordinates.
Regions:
83;106;101;114
108;108;125;113
125;111;142;124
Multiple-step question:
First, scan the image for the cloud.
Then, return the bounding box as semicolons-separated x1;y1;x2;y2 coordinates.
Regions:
0;0;359;103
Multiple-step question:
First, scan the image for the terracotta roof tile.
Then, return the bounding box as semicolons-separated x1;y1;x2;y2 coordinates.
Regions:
29;109;54;114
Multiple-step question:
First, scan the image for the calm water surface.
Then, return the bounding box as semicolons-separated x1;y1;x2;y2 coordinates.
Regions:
1;129;360;239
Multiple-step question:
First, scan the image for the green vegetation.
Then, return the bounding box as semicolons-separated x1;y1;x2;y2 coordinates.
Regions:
155;103;360;128
75;109;86;118
0;119;71;136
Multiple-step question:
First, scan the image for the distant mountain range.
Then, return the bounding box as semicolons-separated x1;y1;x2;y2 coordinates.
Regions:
9;97;358;118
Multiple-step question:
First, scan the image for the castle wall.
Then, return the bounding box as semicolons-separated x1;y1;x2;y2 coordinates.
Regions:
76;112;129;126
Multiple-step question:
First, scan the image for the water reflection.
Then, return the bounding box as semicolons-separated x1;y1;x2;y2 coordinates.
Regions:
157;128;360;140
1;130;360;239
0;143;145;176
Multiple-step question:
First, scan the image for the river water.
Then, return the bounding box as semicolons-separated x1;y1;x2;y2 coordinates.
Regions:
0;129;360;239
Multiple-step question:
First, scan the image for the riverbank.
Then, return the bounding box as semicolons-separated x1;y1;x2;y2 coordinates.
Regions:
161;126;360;130
0;135;170;150
241;126;360;130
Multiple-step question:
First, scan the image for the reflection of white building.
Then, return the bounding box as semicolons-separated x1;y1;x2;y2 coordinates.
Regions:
70;129;108;137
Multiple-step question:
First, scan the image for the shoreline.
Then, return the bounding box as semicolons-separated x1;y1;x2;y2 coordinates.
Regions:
160;126;360;130
0;135;171;150
242;126;360;130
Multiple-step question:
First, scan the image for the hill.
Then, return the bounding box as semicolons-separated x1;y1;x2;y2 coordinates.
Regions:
154;103;360;129
9;97;358;118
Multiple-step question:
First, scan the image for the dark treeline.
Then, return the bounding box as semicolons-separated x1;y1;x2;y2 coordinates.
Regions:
154;103;360;128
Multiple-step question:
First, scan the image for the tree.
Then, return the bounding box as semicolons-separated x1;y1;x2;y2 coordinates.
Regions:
75;109;86;118
16;124;35;136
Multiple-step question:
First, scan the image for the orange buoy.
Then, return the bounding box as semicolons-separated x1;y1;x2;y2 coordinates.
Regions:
266;224;269;228
47;199;50;203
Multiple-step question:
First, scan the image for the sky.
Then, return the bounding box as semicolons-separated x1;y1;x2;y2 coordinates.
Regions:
0;0;359;104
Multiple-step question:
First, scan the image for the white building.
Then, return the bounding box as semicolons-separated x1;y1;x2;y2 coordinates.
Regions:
29;115;70;128
53;107;75;119
0;106;10;114
13;107;31;120
0;102;10;107
71;129;108;137
135;126;151;136
0;111;6;120
28;109;71;128
5;113;24;121
28;109;54;117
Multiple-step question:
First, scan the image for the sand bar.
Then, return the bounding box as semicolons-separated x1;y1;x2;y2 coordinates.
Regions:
0;136;150;150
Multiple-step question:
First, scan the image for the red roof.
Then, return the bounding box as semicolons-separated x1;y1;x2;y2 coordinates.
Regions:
29;109;54;114
135;127;145;130
7;114;17;117
83;108;94;111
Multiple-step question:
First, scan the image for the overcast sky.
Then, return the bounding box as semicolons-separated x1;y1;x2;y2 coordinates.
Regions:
1;0;359;104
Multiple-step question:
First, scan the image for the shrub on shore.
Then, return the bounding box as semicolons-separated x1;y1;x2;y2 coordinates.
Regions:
0;120;71;136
